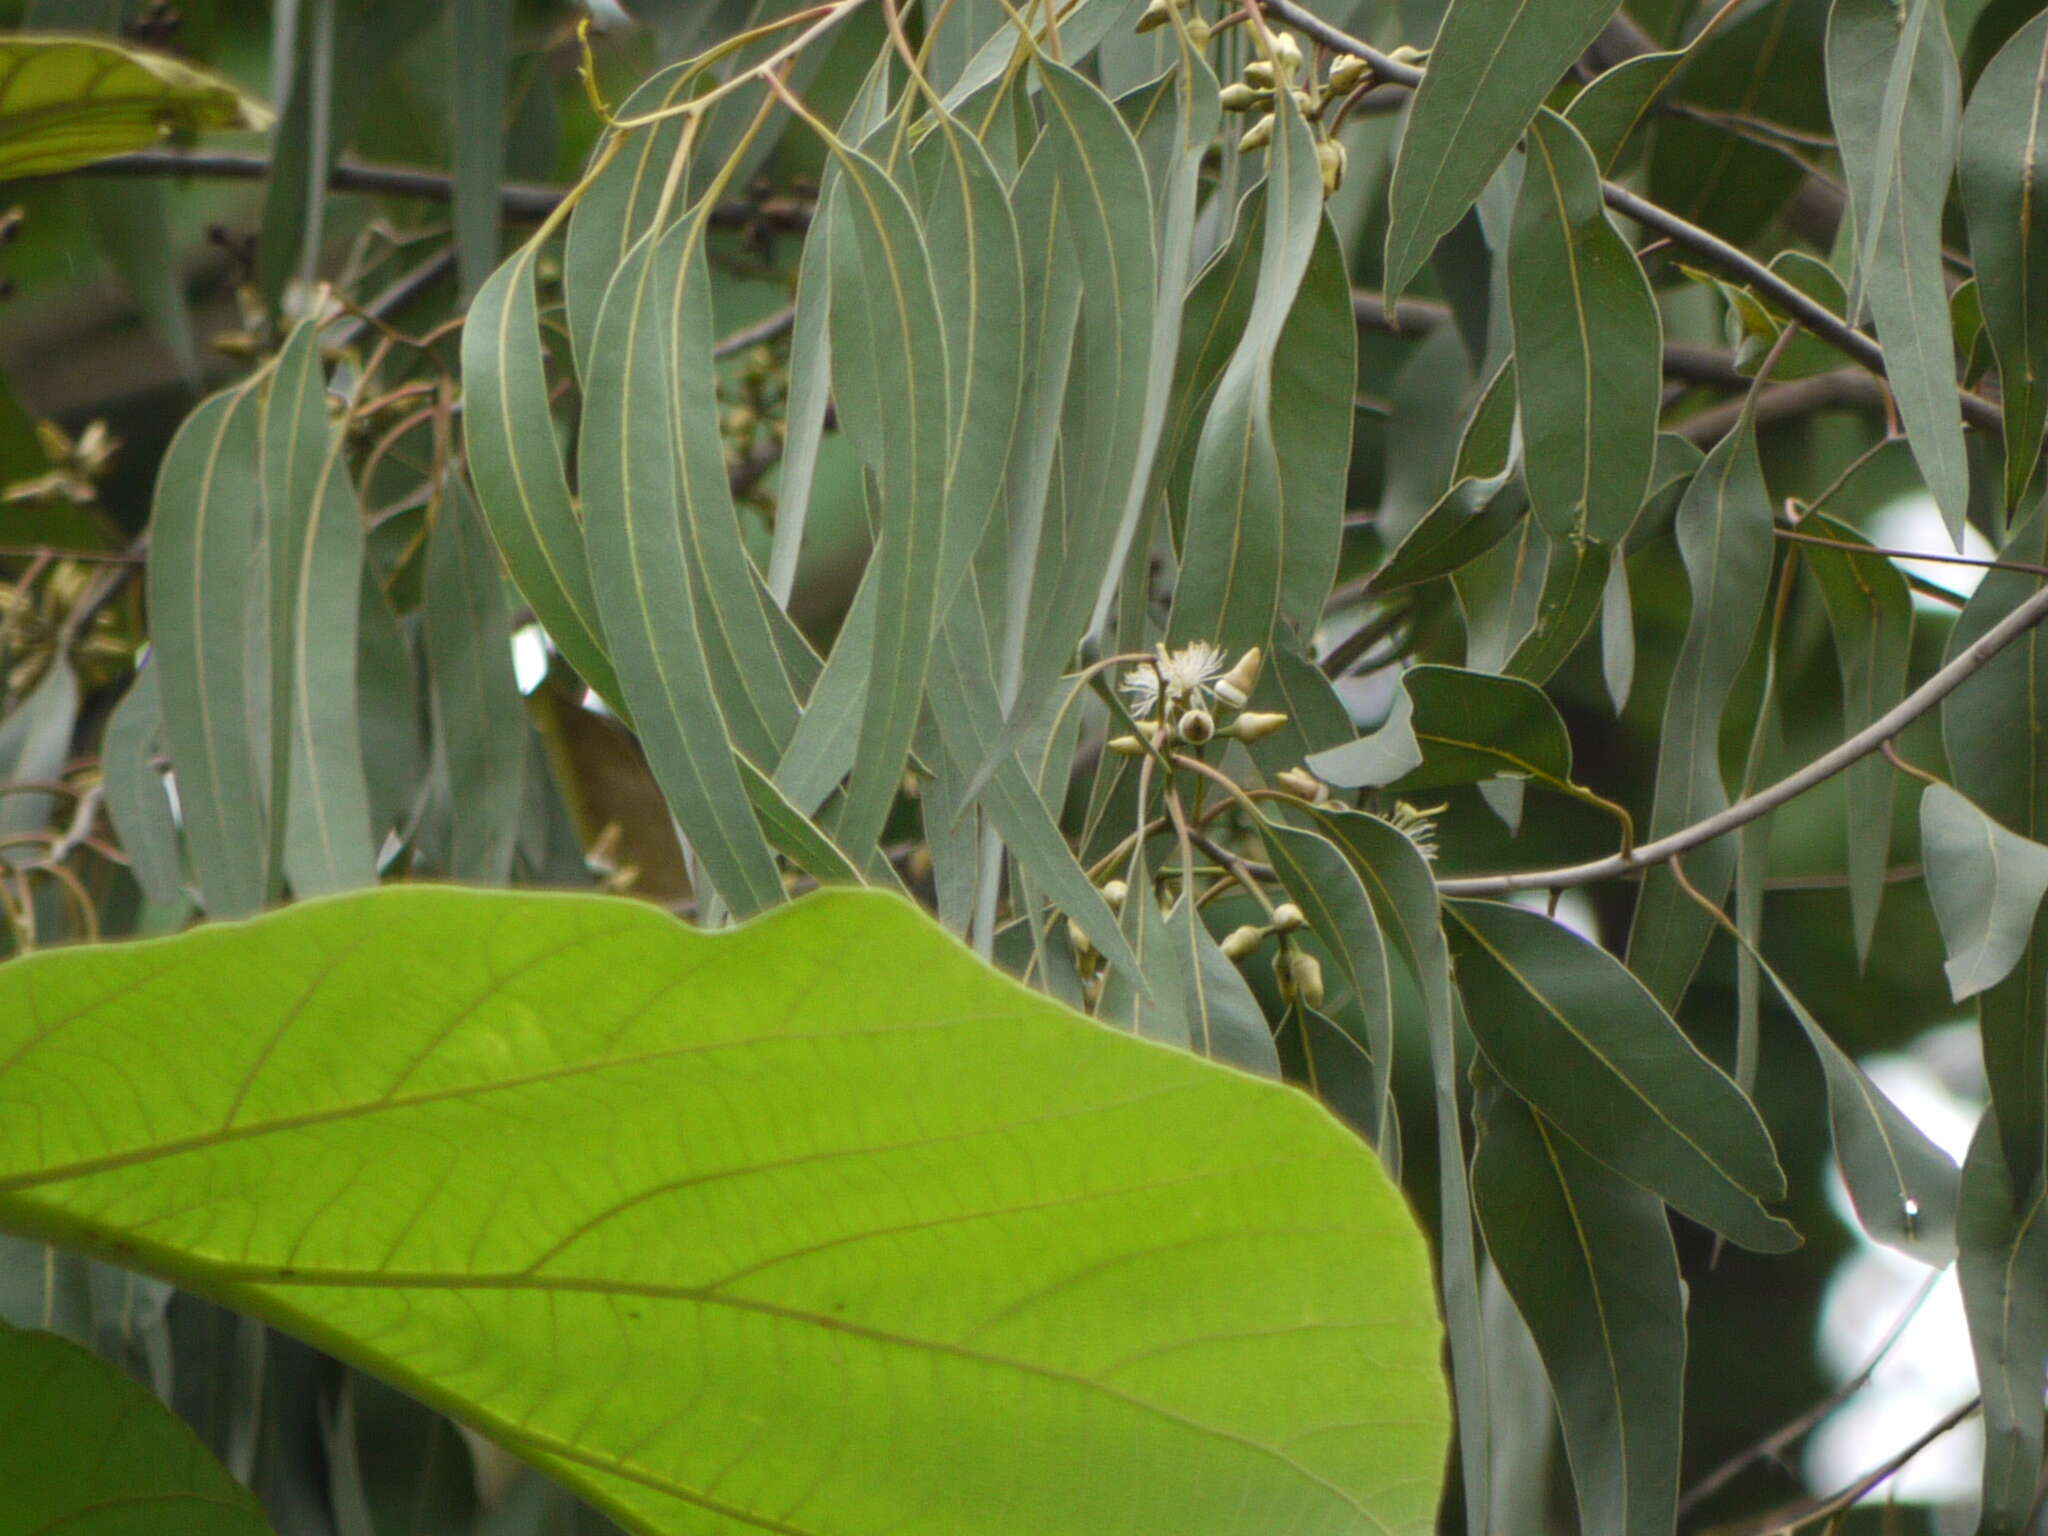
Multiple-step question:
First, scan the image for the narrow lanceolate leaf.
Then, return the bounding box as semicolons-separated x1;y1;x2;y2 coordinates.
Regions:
1316;809;1496;1530
820;148;953;863
1827;0;1970;538
906;114;1026;616
1170;88;1323;651
1960;14;2048;511
100;665;184;907
461;239;623;713
0;33;271;178
1257;819;1395;1143
1509;111;1660;546
581;233;782;914
0;653;78;867
1923;783;2048;1000
1628;414;1775;1010
1944;502;2048;1186
1019;60;1158;697
1958;1110;2048;1534
1384;0;1624;297
655;221;805;765
0;885;1450;1536
1448;900;1798;1251
449;0;511;298
1710;902;1959;1262
1565;48;1689;173
1803;516;1913;963
147;384;268;918
280;432;376;897
0;1326;273;1535
1309;664;1575;794
423;481;527;888
1170;898;1281;1077
1472;1086;1684;1536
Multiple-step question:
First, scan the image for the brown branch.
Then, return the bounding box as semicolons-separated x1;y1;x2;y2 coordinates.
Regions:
1274;0;2001;435
1436;575;2048;896
58;149;809;232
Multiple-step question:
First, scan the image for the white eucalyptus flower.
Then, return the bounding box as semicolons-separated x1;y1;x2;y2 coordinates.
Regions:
1122;641;1228;716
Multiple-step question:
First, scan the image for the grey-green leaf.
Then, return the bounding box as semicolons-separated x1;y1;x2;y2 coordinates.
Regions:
1448;899;1798;1251
1472;1084;1683;1536
1308;664;1574;793
1627;412;1775;1010
1509;111;1660;546
147;384;267;918
1960;13;2048;511
1384;0;1625;296
1923;782;2048;1000
1827;0;1970;538
1958;1110;2048;1534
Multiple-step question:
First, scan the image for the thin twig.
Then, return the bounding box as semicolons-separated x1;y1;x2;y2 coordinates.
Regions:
1437;575;2048;896
1713;1398;1980;1536
1274;0;2001;435
1773;525;2048;580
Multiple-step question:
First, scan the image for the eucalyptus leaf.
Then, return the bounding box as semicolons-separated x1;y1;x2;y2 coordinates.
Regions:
1448;900;1798;1252
1923;782;2048;1001
1309;664;1575;794
1958;1110;2048;1534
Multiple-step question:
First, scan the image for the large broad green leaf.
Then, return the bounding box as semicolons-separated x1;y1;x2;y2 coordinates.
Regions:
1958;1110;2048;1534
1508;111;1660;547
0;886;1449;1536
0;32;270;179
1923;782;2048;1000
1960;13;2048;510
1827;0;1970;539
0;1325;273;1534
1308;664;1575;794
1383;0;1624;296
1472;1085;1683;1536
1447;900;1798;1252
1627;411;1775;1011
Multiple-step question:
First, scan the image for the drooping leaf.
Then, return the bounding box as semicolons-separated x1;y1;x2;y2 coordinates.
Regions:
580;230;782;915
1827;0;1971;538
1508;111;1660;547
0;885;1450;1536
99;664;184;908
462;238;624;713
147;383;268;919
423;480;528;888
1943;501;2048;1186
1627;412;1775;1010
1171;895;1281;1076
1565;47;1689;172
1960;12;2048;510
1472;1084;1683;1536
1257;818;1395;1141
1308;664;1575;794
1923;782;2048;1000
0;651;78;868
1383;0;1624;296
0;32;270;178
1447;899;1798;1251
1314;809;1496;1529
0;1325;274;1534
450;0;512;299
1803;514;1914;963
1958;1109;2048;1534
1706;895;1960;1263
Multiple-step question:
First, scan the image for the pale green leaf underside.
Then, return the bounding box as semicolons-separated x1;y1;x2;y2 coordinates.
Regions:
0;886;1448;1536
